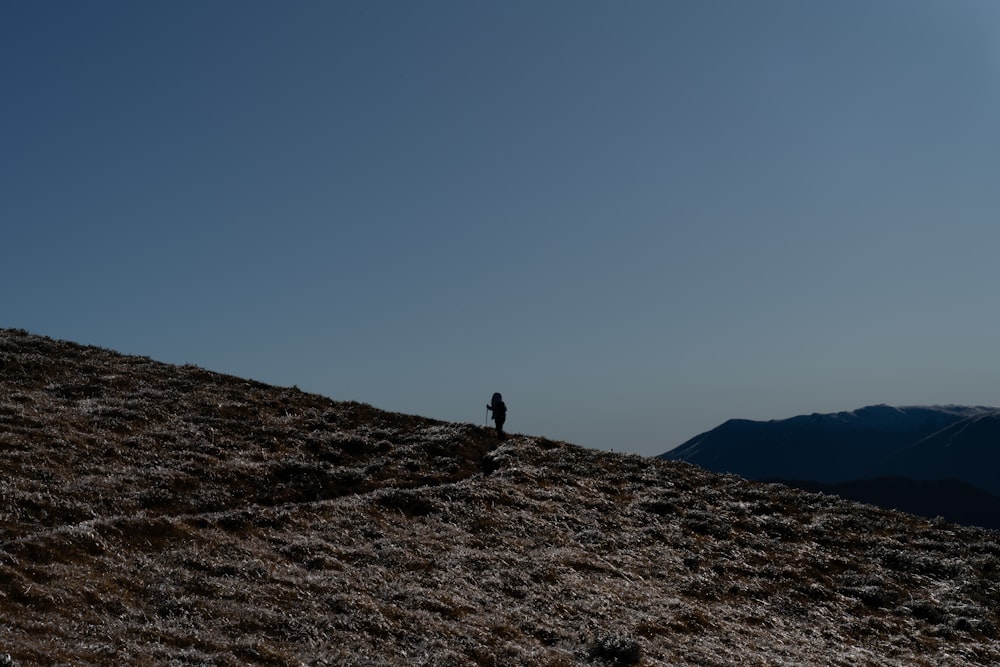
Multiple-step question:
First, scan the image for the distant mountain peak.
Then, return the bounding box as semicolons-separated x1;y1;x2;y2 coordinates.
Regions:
662;403;1000;527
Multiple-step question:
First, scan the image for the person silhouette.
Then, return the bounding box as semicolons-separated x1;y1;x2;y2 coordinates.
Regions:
487;392;507;439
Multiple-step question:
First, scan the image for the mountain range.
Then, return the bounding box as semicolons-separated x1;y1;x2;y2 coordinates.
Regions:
661;405;1000;529
1;329;999;665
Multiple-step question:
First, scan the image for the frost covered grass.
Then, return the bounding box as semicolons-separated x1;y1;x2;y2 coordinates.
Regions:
0;329;999;665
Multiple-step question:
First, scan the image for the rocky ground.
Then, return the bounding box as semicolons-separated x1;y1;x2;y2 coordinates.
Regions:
1;329;998;665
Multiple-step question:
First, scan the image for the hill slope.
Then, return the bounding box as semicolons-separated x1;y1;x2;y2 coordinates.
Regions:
2;330;1000;665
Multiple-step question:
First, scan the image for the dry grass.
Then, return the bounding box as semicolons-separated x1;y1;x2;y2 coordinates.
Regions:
1;329;999;665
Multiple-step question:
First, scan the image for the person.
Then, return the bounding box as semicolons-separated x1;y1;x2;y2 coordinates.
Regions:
487;392;507;439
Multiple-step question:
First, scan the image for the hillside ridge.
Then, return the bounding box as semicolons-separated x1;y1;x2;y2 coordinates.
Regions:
2;329;1000;665
0;329;504;536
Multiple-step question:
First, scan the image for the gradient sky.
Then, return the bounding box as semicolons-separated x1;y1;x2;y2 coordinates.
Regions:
5;1;1000;456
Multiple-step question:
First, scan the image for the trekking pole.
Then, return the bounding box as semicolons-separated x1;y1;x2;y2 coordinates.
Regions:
484;405;489;427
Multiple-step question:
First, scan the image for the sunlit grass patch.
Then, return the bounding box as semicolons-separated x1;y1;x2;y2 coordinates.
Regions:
1;328;1000;665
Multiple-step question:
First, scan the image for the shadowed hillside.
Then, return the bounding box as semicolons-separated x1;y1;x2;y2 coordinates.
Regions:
662;405;992;485
661;405;1000;529
775;478;1000;531
2;329;1000;665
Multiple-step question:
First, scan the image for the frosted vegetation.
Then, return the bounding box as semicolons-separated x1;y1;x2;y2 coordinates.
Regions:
0;329;998;665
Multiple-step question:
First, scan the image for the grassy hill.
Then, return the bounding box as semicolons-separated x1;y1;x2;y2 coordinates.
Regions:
1;329;999;665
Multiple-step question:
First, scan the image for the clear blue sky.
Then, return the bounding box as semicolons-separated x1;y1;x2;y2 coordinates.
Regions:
5;1;1000;456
